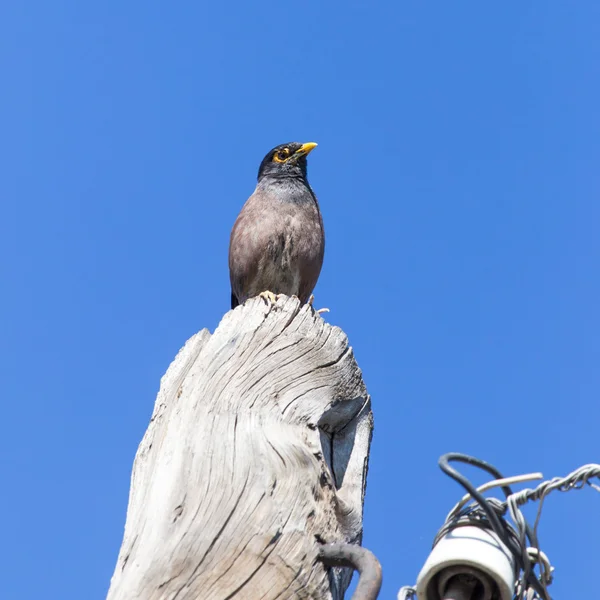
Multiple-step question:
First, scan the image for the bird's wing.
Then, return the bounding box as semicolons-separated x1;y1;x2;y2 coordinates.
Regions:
228;193;272;306
230;292;239;310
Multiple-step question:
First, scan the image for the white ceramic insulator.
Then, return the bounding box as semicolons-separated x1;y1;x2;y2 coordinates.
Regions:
414;526;516;600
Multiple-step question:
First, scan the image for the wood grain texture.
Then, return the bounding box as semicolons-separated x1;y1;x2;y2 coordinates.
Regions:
107;295;373;600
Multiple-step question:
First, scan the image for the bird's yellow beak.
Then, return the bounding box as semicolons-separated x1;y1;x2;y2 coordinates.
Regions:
296;142;318;156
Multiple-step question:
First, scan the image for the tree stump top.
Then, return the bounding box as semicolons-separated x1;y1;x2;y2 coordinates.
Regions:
108;296;374;600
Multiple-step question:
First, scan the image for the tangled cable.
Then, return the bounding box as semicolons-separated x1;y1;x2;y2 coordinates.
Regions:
398;454;599;599
436;454;600;600
505;462;600;599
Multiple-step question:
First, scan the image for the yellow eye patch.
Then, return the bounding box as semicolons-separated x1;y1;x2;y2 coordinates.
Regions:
273;147;291;163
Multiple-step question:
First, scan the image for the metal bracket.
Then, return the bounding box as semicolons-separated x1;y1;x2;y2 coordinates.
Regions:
317;542;382;600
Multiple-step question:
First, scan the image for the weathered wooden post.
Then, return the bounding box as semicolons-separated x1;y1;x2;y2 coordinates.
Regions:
107;296;375;600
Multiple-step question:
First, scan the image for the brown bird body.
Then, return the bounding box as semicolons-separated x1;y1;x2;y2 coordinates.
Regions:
229;142;325;309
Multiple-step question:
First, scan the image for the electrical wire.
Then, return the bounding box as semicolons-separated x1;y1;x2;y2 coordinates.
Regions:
438;453;548;599
448;472;543;518
398;455;599;600
505;463;600;599
437;454;600;600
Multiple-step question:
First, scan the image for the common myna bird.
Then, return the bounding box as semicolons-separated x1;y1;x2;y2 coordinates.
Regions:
229;142;325;310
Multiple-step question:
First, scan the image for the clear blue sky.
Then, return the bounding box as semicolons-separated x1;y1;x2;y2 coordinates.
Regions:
2;2;598;598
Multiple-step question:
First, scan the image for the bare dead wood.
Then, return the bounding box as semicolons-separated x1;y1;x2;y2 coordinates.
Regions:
107;295;374;600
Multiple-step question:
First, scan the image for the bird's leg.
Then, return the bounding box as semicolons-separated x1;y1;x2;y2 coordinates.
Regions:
259;290;279;305
308;294;330;315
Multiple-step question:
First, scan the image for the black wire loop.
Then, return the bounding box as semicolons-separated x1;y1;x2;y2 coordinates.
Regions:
438;453;549;600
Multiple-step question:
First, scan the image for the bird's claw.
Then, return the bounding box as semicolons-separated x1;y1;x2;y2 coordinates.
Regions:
259;290;280;306
308;294;329;315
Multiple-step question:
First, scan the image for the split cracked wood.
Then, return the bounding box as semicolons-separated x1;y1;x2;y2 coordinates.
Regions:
107;295;374;600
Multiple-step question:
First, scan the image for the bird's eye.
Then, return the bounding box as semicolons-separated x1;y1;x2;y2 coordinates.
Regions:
273;148;290;163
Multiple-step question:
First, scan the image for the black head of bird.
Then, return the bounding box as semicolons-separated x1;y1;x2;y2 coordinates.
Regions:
257;142;318;182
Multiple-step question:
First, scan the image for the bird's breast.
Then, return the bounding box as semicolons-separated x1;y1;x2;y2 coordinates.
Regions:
229;181;325;303
254;210;321;297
